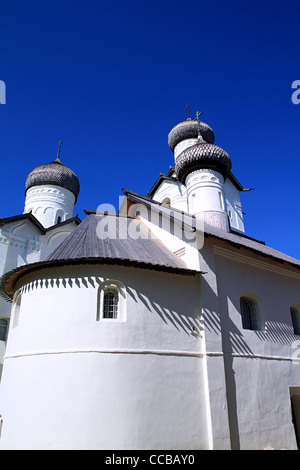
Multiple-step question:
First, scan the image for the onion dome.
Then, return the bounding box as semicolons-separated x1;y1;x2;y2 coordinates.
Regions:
169;112;231;184
25;157;80;202
175;141;232;184
168;119;215;152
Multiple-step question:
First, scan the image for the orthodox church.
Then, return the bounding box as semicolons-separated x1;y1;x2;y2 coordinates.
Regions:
0;111;300;450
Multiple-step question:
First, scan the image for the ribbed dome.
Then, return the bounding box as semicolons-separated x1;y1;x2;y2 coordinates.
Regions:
175;141;232;184
168;119;215;152
25;158;80;201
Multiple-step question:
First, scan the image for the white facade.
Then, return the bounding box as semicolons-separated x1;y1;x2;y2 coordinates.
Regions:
185;169;229;231
0;157;80;381
0;216;79;380
151;172;245;233
0;116;299;450
0;264;209;450
1;202;300;449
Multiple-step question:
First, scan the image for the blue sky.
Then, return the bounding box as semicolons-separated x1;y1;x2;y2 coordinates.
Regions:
1;0;300;258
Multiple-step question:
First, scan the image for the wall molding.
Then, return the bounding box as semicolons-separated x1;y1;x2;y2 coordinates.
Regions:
213;245;300;280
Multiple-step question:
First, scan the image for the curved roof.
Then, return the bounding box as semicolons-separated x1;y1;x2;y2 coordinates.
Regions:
25;158;80;201
168;119;215;152
0;214;197;301
175;141;232;183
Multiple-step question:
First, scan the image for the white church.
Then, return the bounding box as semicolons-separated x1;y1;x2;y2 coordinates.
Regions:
0;112;300;450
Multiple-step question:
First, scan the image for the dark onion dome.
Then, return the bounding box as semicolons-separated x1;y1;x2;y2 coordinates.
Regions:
175;141;232;184
25;158;80;201
168;119;215;152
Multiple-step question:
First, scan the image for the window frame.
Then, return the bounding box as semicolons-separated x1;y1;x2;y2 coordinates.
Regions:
240;295;264;331
103;286;119;319
97;280;126;322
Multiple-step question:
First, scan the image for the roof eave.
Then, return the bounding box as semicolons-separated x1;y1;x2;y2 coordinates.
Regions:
0;213;46;234
0;256;199;302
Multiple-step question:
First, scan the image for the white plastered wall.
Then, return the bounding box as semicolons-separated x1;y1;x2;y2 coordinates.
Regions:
0;220;79;380
151;177;245;233
201;237;300;450
0;264;211;450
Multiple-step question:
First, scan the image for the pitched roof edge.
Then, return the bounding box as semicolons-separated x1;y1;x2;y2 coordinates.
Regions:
45;215;81;232
146;167;245;198
0;213;46;234
122;189;300;271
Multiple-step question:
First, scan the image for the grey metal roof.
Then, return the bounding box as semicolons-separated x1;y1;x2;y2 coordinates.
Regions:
0;214;197;301
45;213;190;268
122;189;300;271
25;158;80;201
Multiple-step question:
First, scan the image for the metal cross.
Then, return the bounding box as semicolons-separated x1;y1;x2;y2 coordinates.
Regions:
57;140;63;159
186;104;191;119
195;111;202;133
195;110;202;121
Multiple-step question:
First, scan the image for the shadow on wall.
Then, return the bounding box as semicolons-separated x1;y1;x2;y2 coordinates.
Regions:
22;275;98;293
127;286;202;336
255;321;297;346
203;306;254;356
21;273;203;336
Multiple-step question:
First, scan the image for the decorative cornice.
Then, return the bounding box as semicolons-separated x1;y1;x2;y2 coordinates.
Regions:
213;245;300;280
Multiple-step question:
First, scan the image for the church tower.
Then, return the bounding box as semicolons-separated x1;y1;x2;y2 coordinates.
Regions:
168;112;232;231
23;142;80;228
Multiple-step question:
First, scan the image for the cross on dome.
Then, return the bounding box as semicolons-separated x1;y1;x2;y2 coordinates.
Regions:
56;140;63;161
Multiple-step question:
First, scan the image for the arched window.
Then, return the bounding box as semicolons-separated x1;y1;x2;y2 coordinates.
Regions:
97;280;126;322
103;287;119;319
290;306;300;335
240;296;263;331
0;319;8;341
56;210;64;225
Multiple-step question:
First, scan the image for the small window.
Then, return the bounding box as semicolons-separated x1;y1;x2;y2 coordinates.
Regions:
103;288;119;319
97;280;126;322
240;296;263;331
55;210;64;225
0;319;8;341
291;306;300;335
